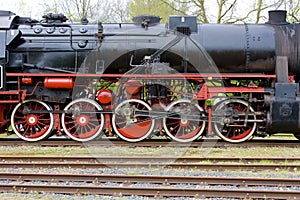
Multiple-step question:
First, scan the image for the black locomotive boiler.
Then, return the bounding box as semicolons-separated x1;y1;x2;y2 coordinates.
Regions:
0;10;299;143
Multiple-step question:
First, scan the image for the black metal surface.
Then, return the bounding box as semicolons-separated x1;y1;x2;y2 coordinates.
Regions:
2;10;298;77
267;83;300;133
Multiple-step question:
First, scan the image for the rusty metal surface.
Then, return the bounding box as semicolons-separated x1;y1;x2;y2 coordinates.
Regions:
0;138;298;148
0;155;299;171
1;172;299;187
0;180;299;199
0;155;299;163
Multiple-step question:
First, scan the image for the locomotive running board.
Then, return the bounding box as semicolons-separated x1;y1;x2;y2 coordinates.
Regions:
0;90;25;103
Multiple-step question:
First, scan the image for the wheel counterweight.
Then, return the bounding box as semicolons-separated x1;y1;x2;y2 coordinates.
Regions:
112;99;155;142
61;98;105;142
213;99;257;143
163;99;206;142
11;100;54;142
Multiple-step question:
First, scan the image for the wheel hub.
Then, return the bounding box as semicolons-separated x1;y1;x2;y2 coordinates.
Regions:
76;115;89;126
123;107;132;116
26;114;38;126
222;117;232;125
180;118;190;127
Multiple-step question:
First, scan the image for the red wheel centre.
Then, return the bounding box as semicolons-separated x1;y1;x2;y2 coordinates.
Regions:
76;114;89;126
179;118;190;127
26;114;38;126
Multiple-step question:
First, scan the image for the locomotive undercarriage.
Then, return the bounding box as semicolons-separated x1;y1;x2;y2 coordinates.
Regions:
1;72;275;143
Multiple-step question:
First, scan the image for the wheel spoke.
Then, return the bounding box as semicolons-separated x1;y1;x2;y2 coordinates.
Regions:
167;120;180;126
24;126;30;135
171;124;180;135
35;123;42;131
67;125;76;132
36;121;47;127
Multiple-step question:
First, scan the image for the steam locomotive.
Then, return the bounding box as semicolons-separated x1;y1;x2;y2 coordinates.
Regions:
0;10;299;143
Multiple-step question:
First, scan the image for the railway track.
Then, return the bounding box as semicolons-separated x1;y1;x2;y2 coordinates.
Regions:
0;155;299;171
0;172;300;198
0;138;298;148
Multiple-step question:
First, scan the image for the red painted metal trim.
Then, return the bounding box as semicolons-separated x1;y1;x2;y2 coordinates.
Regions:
208;87;265;93
194;86;265;100
207;107;213;136
0;100;20;103
6;72;277;79
0;90;26;103
0;91;22;94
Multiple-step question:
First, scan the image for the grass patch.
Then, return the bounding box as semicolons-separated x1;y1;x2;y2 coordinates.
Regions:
0;145;299;160
182;146;300;158
0;146;90;156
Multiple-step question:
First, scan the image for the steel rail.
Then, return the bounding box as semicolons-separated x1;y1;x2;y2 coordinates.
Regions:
0;160;299;171
0;155;298;163
1;172;300;187
1;183;299;199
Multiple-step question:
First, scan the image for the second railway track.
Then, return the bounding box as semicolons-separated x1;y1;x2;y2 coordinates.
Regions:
0;155;300;198
1;172;300;199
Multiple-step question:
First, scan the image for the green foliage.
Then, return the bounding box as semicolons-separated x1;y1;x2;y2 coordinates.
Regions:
129;0;179;23
37;0;300;24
